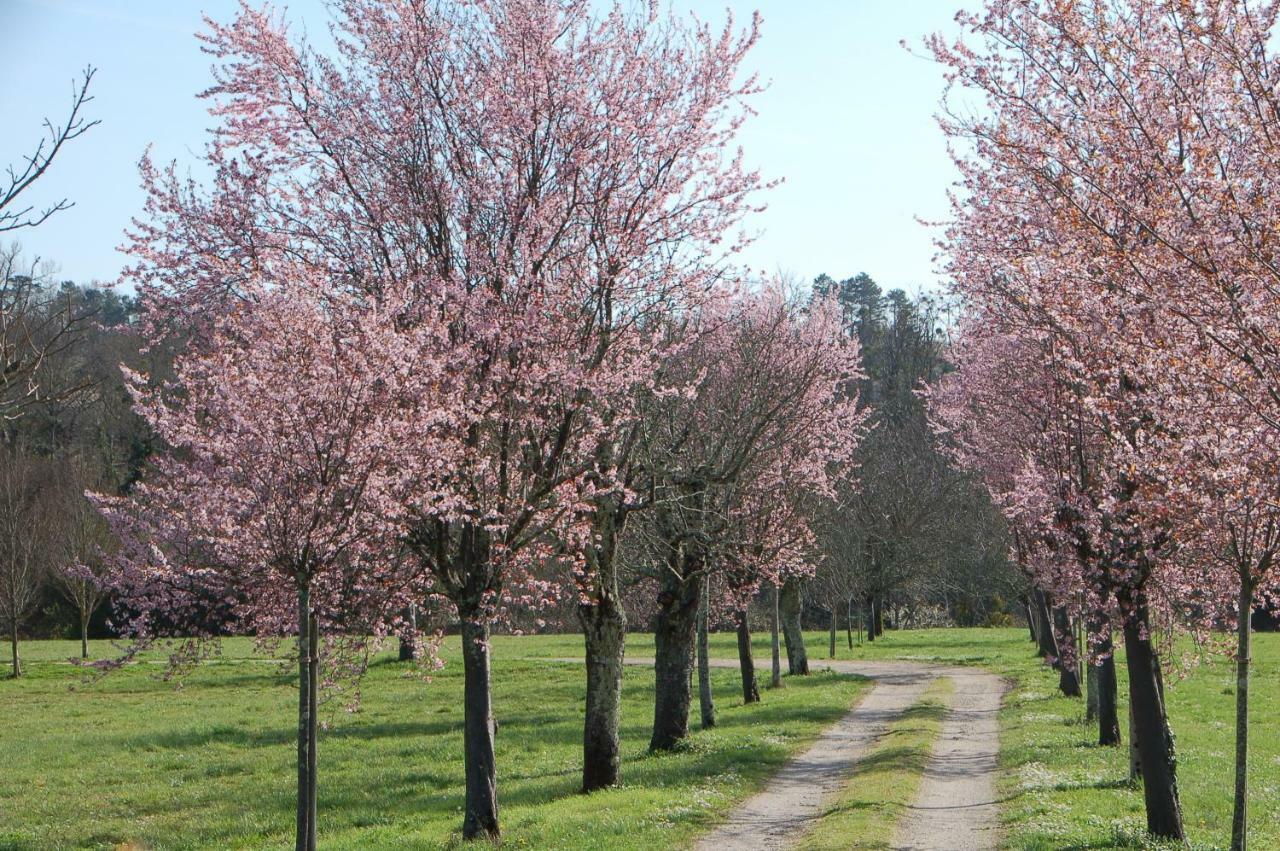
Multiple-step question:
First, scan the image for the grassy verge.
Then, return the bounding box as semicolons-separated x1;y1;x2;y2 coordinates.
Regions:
796;676;954;850
0;635;868;850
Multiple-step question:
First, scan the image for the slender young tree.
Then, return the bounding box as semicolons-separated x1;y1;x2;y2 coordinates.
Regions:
99;284;427;851
51;463;114;659
0;446;54;678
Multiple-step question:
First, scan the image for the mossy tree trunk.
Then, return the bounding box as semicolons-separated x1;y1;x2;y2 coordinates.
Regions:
780;576;808;675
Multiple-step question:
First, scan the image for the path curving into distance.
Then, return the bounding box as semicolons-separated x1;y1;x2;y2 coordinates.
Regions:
551;654;1007;850
666;657;1005;851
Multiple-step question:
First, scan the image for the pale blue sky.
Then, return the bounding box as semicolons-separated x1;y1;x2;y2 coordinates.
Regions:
1;0;970;292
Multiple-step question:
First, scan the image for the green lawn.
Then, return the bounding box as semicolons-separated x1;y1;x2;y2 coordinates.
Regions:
0;633;868;850
3;627;1275;849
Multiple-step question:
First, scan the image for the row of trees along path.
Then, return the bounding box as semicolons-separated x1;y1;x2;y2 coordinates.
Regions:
926;1;1280;849
87;2;864;850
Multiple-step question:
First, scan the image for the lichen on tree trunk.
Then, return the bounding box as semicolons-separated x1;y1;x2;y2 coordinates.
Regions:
1121;613;1185;841
650;568;701;751
780;576;808;675
696;578;715;729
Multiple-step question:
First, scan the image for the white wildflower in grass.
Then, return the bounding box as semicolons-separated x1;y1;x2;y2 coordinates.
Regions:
1018;761;1060;791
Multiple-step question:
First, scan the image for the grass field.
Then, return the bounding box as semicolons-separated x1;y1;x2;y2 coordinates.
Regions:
2;627;1275;849
0;632;868;850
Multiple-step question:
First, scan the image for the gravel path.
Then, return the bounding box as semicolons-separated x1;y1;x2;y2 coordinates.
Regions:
691;659;932;850
680;657;1005;851
549;653;1006;849
891;665;1007;851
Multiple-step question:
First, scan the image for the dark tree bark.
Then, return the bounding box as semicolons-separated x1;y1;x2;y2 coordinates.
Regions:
1129;700;1142;783
827;607;837;659
1122;614;1185;841
770;584;782;687
866;596;876;643
1096;630;1122;747
295;582;318;851
1024;596;1037;642
650;569;702;751
579;578;626;791
459;614;500;839
407;520;503;841
79;612;89;660
579;503;629;792
9;623;19;678
1053;606;1082;698
735;609;759;704
1033;589;1056;659
696;579;715;730
1232;578;1254;851
846;598;854;650
873;597;885;637
780;577;808;675
398;603;419;661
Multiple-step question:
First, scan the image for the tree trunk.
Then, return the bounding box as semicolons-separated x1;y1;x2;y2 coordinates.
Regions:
398;603;418;662
1086;661;1099;722
735;609;759;704
780;577;809;675
1024;597;1037;642
770;584;782;688
650;571;701;751
1090;611;1121;742
696;579;715;730
459;615;500;839
866;596;876;643
828;607;837;659
1097;631;1122;747
10;623;19;678
846;598;854;650
579;586;626;791
79;610;89;660
579;505;628;792
295;582;317;851
1053;606;1082;697
1033;589;1056;659
873;597;884;637
1129;700;1141;783
1122;615;1185;841
1232;578;1254;851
